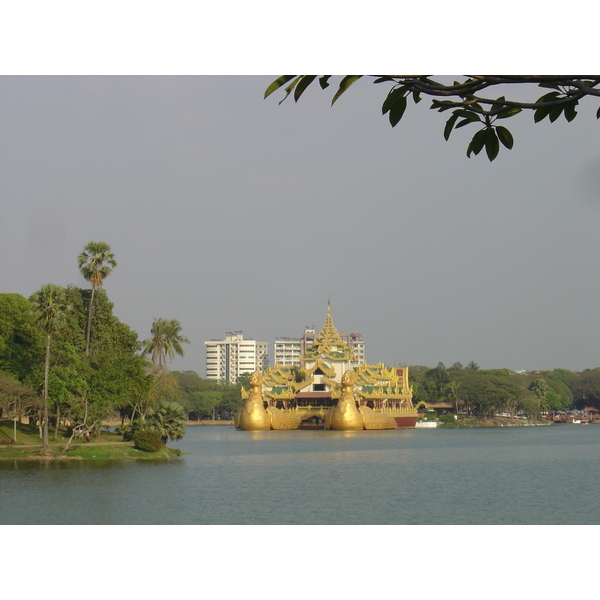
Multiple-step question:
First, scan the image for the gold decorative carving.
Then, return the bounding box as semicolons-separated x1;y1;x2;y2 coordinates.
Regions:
326;370;364;430
235;303;417;431
235;370;271;430
357;405;397;430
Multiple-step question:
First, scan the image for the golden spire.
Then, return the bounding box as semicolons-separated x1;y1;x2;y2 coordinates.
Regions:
301;302;356;362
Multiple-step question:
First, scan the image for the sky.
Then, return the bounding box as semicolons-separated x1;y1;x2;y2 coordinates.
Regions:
1;74;600;375
3;2;599;590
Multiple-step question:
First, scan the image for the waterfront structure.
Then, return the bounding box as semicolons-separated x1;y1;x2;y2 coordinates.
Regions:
204;332;268;383
235;303;417;430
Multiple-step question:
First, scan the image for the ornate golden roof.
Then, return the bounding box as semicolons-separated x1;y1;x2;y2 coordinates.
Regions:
300;301;356;363
259;303;413;407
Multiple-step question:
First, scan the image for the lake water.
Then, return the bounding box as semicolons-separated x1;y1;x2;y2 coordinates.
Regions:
1;423;599;525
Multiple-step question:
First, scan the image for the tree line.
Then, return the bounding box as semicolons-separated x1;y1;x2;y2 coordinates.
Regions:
0;241;202;453
408;361;600;417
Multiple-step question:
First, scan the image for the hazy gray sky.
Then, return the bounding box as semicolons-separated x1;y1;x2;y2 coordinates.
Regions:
2;75;599;374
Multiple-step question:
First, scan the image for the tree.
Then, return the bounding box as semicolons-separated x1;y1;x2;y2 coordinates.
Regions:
29;284;71;451
54;286;150;435
445;381;462;415
570;369;600;409
142;318;190;367
0;371;38;423
265;76;600;161
455;372;524;417
427;362;450;397
77;241;117;355
147;400;186;445
529;379;550;412
0;293;44;382
138;368;180;419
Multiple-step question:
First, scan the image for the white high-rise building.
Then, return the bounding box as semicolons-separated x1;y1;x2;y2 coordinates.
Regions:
273;327;365;368
204;332;268;383
340;332;365;367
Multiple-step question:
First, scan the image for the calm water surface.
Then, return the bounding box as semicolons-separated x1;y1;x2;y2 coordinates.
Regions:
1;424;598;524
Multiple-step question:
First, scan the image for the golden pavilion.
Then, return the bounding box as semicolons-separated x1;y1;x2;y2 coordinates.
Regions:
234;303;417;431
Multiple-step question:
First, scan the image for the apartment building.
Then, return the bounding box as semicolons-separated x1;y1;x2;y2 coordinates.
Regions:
273;327;365;368
204;332;268;383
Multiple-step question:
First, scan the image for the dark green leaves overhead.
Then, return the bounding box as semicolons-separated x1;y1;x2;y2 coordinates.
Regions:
263;75;361;106
382;86;408;127
331;76;362;105
496;126;514;150
265;75;600;162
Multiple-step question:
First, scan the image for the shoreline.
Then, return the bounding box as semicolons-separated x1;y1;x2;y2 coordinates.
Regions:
185;420;234;426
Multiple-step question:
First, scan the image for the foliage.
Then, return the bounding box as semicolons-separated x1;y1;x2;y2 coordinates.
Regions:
120;417;151;441
529;379;549;410
453;372;526;416
77;241;117;355
0;371;38;419
133;429;164;452
122;399;186;446
570;368;600;409
265;76;600;161
30;284;72;449
172;370;245;417
0;294;44;382
121;398;187;447
141;400;186;444
46;286;150;432
438;414;457;425
141;318;190;367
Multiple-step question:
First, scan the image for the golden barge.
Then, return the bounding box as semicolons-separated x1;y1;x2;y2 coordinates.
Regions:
235;304;417;431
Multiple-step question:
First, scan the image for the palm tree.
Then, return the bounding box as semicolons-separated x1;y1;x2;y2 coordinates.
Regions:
30;284;71;451
529;378;549;414
77;241;117;355
445;381;463;416
147;400;186;444
142;318;190;367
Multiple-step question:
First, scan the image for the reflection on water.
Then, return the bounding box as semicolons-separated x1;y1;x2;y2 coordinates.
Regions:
1;424;599;525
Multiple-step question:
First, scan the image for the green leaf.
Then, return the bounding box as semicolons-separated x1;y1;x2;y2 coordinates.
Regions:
548;106;563;122
412;91;421;104
538;82;561;90
444;113;459;140
496;126;514;149
430;99;455;112
485;128;500;161
490;96;507;112
496;107;522;119
564;102;578;122
456;118;478;129
467;129;487;157
319;76;331;90
388;95;407;127
294;76;317;102
331;76;362;105
453;109;482;123
382;86;407;114
597;106;600;119
264;76;297;99
534;106;551;123
536;91;561;104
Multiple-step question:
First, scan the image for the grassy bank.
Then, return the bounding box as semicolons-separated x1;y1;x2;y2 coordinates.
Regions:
0;420;181;460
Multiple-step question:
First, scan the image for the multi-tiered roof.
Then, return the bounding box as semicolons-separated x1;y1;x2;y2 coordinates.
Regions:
260;303;413;408
300;302;356;363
